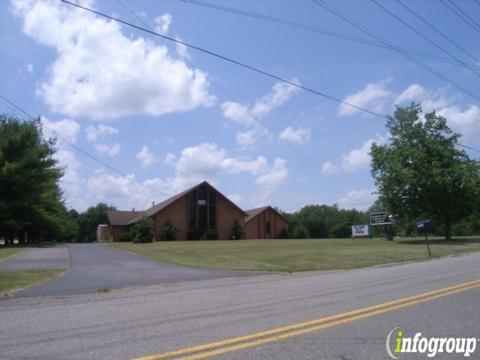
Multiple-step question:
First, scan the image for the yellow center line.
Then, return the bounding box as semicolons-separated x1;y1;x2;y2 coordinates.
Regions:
135;278;480;360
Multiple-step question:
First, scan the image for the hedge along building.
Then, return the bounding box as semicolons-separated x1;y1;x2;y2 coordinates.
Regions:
105;181;249;241
244;206;289;239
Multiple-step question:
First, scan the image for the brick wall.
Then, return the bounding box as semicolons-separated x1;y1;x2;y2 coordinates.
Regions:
154;195;188;240
110;225;129;242
245;208;288;239
216;194;246;240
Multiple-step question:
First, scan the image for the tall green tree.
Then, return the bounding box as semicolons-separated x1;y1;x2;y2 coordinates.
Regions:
371;104;480;239
76;203;115;242
0;114;73;243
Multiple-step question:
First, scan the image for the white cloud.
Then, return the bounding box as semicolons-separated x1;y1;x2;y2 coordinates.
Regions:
338;79;393;116
95;143;121;157
12;0;214;118
41;117;87;210
236;126;270;148
320;161;337;176
251;81;300;119
395;84;426;104
221;101;254;126
438;105;480;143
41;117;80;144
255;158;288;192
85;124;118;142
390;83;480;144
278;127;311;144
154;13;172;34
168;143;288;199
87;173;168;210
337;189;377;211
322;136;386;175
136;146;157;168
88;142;288;209
221;80;300;147
25;63;33;73
227;193;243;205
175;36;190;59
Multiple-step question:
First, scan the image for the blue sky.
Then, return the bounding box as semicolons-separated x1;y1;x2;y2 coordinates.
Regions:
1;0;479;212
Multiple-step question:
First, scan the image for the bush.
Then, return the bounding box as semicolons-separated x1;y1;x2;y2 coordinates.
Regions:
292;224;309;239
231;219;244;240
161;219;178;241
118;231;131;242
187;229;205;240
207;231;218;240
277;228;290;239
130;217;154;243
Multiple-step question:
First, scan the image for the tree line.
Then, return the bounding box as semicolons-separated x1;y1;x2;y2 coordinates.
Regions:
2;105;480;244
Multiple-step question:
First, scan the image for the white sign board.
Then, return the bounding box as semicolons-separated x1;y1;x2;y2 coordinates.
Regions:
351;224;370;237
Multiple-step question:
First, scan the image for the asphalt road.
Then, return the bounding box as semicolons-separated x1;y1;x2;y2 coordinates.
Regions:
2;244;254;297
1;252;480;359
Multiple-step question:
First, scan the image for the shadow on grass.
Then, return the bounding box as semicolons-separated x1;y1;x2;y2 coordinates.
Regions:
397;238;480;246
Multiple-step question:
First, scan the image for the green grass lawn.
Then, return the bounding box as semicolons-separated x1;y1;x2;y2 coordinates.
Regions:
0;269;67;296
0;247;24;262
109;237;480;272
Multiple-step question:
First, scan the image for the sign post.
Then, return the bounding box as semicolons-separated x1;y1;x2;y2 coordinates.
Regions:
351;224;371;241
416;219;432;257
370;212;395;240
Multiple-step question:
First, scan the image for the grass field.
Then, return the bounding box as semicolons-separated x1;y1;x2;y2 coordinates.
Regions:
0;247;24;262
0;269;66;296
110;237;480;272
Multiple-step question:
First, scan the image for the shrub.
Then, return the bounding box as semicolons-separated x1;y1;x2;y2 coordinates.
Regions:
207;231;218;240
231;219;244;240
292;224;309;239
161;219;178;241
118;231;131;242
277;228;290;239
130;217;154;243
187;229;204;240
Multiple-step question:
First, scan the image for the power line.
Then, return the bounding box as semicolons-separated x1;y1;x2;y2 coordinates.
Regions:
0;95;128;177
312;0;480;103
396;0;479;64
116;0;345;179
115;0;234;101
370;0;480;77
59;0;480;156
440;0;480;35
61;0;386;119
179;0;480;71
446;0;480;31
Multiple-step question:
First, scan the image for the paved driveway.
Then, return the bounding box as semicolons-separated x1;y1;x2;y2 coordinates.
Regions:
3;244;254;297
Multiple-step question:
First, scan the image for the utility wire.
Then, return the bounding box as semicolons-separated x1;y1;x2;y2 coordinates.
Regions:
0;95;128;177
440;0;480;35
312;0;480;103
59;1;480;155
446;0;480;31
370;0;480;77
61;0;386;118
396;0;479;64
179;0;480;71
116;0;333;177
115;0;234;101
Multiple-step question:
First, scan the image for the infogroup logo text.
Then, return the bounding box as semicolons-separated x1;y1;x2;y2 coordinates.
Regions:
386;327;478;358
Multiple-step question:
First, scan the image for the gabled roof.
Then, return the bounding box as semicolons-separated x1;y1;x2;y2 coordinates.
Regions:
245;206;289;223
245;206;270;223
144;181;248;218
143;182;200;218
106;210;145;226
107;181;248;227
